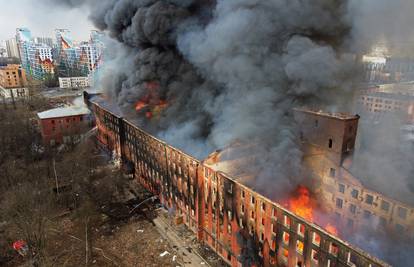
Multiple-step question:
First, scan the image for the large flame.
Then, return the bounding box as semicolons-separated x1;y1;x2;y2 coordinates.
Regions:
287;185;339;236
288;185;315;221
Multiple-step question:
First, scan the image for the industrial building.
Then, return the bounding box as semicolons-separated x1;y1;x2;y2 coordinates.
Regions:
83;92;392;267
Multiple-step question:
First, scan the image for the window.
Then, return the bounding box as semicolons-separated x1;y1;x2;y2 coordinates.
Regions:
297;223;305;236
296;240;304;254
271;223;277;234
51;119;55;124
272;207;277;218
381;201;390;212
329;138;333;148
241;204;245;214
315;120;319;127
336;198;343;209
241;190;245;198
338;183;345;193
283;232;290;245
239;218;244;228
261;202;266;211
261;217;265;226
398;207;407;219
347;252;357;267
349;204;356;214
311;249;319;264
363;210;371;219
251;196;255;205
330;168;336;178
312;232;320;246
365;194;373;205
284;215;291;228
347;219;354;228
351;189;358;199
329;243;339;256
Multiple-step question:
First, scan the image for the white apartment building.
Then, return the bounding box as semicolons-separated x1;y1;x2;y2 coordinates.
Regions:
58;76;90;89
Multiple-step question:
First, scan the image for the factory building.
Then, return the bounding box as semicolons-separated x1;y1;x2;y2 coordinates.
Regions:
84;92;391;267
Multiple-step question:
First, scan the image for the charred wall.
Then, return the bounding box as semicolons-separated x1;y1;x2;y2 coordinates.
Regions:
87;98;390;267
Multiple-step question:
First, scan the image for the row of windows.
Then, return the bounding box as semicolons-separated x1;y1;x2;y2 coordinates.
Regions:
336;183;410;220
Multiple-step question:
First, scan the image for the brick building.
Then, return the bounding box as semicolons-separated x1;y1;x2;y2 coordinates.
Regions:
84;92;391;267
37;106;92;146
294;109;414;237
0;64;29;100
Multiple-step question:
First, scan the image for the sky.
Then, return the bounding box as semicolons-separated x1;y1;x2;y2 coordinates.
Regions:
0;0;94;42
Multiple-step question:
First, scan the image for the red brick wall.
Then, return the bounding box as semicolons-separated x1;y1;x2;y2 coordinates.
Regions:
39;114;89;145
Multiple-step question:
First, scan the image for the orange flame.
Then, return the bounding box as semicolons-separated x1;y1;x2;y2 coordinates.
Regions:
288;185;315;221
287;185;339;236
134;81;168;119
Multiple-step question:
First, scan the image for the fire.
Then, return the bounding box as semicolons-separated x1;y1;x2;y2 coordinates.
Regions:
134;81;168;119
287;185;339;236
135;100;148;111
288;185;315;221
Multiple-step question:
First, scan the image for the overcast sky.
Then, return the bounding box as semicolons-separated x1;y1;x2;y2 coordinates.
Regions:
0;0;94;42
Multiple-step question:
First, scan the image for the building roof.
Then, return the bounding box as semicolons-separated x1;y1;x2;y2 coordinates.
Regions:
37;106;90;119
293;107;359;121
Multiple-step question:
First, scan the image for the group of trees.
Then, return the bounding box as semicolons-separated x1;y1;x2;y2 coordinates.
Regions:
0;98;122;266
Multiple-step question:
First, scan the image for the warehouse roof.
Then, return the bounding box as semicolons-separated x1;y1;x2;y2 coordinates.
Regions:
37;106;90;119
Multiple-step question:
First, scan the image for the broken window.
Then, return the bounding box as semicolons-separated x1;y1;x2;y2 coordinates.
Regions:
381;200;390;212
283;231;290;245
241;204;245;214
260;232;264;242
330;168;336;178
261;217;265;226
261;202;266;211
251;195;255;205
398;207;407;219
336;198;343;209
329;138;333;148
296;240;304;254
284;215;291;228
338;183;345;193
351;189;358;199
239;218;244;228
347;252;357;267
297;223;305;236
365;194;374;204
241;190;245;198
311;249;319;264
312;232;321;246
329;242;339;256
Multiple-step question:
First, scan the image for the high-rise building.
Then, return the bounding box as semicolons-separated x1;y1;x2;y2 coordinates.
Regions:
27;43;54;80
34;37;54;48
16;28;32;76
5;38;19;59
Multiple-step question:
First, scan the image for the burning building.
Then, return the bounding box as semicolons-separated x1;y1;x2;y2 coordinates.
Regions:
84;91;392;267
